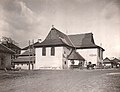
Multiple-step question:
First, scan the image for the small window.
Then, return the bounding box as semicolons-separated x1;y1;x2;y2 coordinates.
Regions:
98;49;101;57
65;61;66;65
42;47;46;56
51;47;55;56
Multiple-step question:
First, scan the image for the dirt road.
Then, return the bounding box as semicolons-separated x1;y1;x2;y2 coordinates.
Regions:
0;69;120;92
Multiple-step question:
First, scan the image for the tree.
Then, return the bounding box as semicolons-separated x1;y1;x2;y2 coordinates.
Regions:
0;37;21;55
1;37;18;45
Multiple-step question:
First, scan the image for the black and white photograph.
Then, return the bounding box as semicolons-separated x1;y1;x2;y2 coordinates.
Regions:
0;0;120;92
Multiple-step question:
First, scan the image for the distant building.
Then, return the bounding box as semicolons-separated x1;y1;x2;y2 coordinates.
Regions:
103;57;112;68
2;42;21;59
20;27;104;70
12;49;35;70
103;57;120;68
0;44;15;69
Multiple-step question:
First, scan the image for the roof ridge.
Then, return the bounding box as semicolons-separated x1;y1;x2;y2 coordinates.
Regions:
49;27;74;47
51;27;66;36
68;32;93;36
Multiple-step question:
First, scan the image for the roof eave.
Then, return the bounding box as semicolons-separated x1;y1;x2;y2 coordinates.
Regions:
76;45;105;51
35;44;74;48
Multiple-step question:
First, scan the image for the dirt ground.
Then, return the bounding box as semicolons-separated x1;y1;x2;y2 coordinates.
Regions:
0;69;120;92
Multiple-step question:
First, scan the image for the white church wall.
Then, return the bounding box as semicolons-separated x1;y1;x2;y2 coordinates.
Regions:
77;48;98;65
35;47;63;69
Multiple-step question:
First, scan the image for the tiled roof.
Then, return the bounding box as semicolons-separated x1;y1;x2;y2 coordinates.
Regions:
103;57;120;64
22;42;39;50
111;58;120;64
103;57;110;61
0;44;15;54
20;49;35;56
68;50;85;60
103;57;111;64
113;58;120;62
2;43;21;50
13;56;35;63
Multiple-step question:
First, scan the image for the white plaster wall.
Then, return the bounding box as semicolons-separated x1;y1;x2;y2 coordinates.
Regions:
15;64;30;69
15;64;34;70
104;64;111;66
77;49;98;65
35;47;63;69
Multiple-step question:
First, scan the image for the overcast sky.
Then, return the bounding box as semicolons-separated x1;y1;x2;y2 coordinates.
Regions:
0;0;120;58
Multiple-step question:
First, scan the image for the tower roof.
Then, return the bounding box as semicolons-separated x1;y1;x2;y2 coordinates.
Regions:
35;27;73;47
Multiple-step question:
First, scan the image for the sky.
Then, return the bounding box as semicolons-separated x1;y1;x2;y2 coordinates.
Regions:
0;0;120;58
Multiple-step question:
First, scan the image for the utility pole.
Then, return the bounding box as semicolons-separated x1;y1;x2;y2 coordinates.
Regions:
28;40;31;70
32;39;34;70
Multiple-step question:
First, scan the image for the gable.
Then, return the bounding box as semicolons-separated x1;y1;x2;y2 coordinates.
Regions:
103;57;110;62
35;28;73;47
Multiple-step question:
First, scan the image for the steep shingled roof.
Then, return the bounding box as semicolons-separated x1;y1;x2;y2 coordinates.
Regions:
68;33;104;50
22;27;104;51
35;27;73;47
68;50;85;60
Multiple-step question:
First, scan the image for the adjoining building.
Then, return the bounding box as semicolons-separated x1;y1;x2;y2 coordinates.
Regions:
68;50;85;69
2;42;21;59
19;27;104;70
68;33;104;68
0;44;15;69
13;49;35;70
103;57;112;68
0;37;21;70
